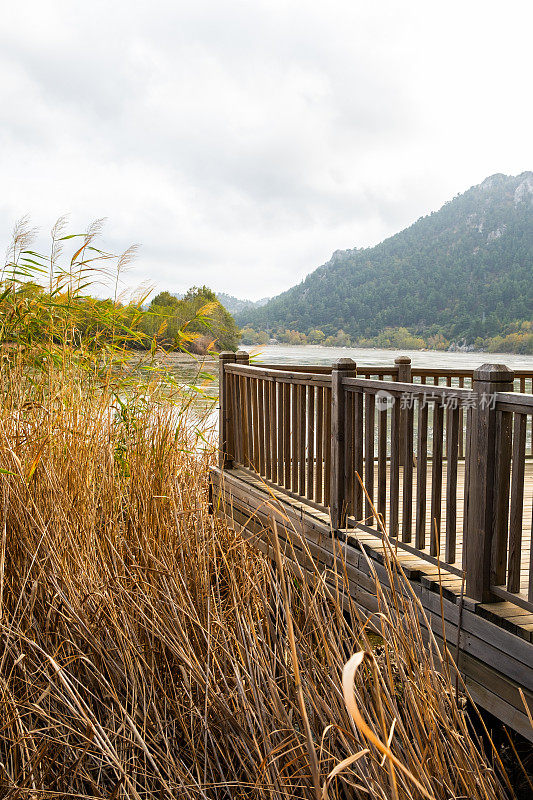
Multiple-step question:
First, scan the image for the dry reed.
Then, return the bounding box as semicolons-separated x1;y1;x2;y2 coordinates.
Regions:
0;355;521;798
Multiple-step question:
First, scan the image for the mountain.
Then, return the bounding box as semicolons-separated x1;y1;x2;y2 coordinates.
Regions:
236;172;533;350
217;293;270;315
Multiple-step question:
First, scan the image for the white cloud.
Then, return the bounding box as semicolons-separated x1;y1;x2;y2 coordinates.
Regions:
0;0;530;300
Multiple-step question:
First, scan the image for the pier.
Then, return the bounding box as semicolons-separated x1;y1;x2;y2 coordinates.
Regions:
210;353;533;740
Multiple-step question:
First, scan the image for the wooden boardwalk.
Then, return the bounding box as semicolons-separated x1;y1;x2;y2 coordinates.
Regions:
211;355;533;740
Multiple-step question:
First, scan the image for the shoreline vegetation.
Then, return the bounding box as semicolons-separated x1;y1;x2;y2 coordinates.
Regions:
0;220;531;796
239;323;533;354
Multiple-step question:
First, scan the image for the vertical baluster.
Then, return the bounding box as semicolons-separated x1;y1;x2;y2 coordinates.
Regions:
377;402;387;525
270;379;277;484
316;387;324;504
251;378;260;471
528;501;533;603
344;390;354;516
277;381;285;485
264;379;270;477
462;405;472;567
324;386;331;507
258;379;265;475
298;384;306;496
307;386;315;500
241;376;250;467
354;390;364;522
230;371;241;464
395;356;411;468
238;374;246;465
430;402;444;556
364;393;375;524
248;378;256;468
458;376;464;459
389;396;400;538
235;352;249;467
445;405;459;562
508;413;526;593
492;408;512;585
291;384;298;492
402;400;414;542
416;400;428;549
283;382;291;489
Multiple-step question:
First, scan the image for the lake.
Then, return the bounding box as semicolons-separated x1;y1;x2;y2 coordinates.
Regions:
159;345;533;391
242;344;533;371
158;343;533;404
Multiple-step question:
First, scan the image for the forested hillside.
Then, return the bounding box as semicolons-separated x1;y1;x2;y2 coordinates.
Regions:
237;172;533;352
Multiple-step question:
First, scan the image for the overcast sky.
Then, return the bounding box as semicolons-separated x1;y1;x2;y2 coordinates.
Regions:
0;1;531;301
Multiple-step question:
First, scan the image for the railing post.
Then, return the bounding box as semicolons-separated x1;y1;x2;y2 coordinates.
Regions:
330;358;357;530
395;355;412;384
218;351;236;468
464;363;514;602
235;350;250;365
395;356;412;467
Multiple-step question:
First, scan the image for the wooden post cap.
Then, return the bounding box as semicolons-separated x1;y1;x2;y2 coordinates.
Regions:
219;351;236;360
394;355;411;364
473;364;515;383
235;350;249;362
332;358;356;371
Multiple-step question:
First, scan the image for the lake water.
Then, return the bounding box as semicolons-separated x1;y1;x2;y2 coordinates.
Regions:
243;344;533;371
158;345;533;393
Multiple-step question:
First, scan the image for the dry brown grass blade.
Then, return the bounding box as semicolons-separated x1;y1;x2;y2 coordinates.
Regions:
321;748;369;799
342;651;434;799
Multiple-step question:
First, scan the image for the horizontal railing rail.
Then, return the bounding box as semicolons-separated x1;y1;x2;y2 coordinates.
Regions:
219;352;533;607
258;363;400;380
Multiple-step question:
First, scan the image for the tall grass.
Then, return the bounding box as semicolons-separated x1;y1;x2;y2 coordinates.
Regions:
0;353;522;799
0;217;238;358
0;219;525;798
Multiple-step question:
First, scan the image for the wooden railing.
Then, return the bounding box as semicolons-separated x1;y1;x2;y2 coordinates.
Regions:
219;352;533;607
220;357;333;509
